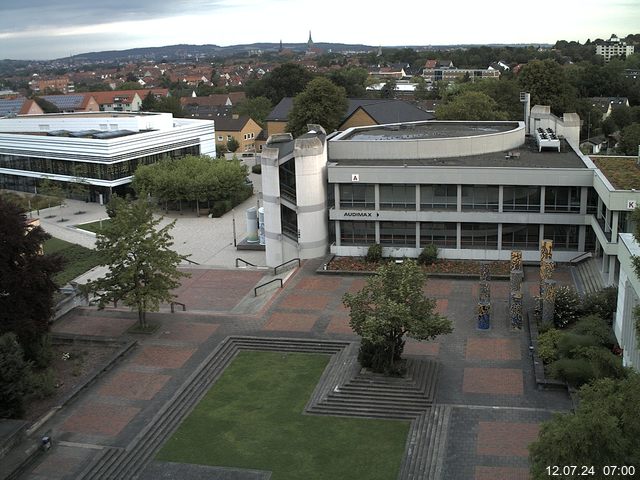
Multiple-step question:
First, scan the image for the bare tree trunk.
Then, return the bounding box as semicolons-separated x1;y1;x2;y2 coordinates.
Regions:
196;199;200;217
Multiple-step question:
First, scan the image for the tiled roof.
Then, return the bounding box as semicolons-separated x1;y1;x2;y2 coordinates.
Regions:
0;98;28;116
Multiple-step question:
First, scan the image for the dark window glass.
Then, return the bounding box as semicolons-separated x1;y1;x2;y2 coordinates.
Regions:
502;224;539;249
380;222;416;247
340;221;376;246
503;186;541;212
339;184;375;209
545;186;580;213
420;185;457;210
279;159;296;203
461;185;499;211
543;224;579;250
420;222;457;248
461;223;498;249
379;184;415;210
281;205;298;240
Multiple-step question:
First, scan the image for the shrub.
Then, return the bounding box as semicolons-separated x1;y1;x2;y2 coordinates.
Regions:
556;332;600;358
581;286;617;322
418;244;438;265
553;286;581;328
548;357;594;387
537;328;562;364
28;368;56;399
573;315;616;348
211;199;233;218
580;347;626;380
365;244;383;263
29;334;53;370
0;333;31;419
252;164;262;174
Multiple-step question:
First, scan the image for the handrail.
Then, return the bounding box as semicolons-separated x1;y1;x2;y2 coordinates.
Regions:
236;257;257;268
273;258;301;275
170;301;186;313
569;251;592;264
183;257;200;265
254;278;283;296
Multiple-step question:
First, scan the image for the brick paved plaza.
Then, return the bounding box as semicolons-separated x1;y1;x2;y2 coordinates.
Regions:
20;259;574;480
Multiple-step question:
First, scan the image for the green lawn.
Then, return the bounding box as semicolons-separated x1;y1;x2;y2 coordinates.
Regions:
43;237;103;285
157;351;410;480
75;219;111;233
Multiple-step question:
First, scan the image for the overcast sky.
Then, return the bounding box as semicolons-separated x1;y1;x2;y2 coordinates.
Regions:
1;0;638;60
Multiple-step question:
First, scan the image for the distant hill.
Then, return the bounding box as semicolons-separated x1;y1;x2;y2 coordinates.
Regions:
62;42;554;63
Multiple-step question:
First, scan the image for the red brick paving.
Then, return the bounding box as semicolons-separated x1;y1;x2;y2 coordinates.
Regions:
279;294;331;310
404;341;440;356
172;269;264;310
475;466;530;479
528;283;540;298
157;322;219;343
476;421;540;457
471;283;510;299
348;278;367;293
466;338;521;361
263;312;319;332
98;371;171;400
61;403;140;437
423;280;453;296
463;368;524;395
325;314;355;334
52;315;136;337
435;298;448;315
295;277;343;292
131;345;196;369
31;446;92;478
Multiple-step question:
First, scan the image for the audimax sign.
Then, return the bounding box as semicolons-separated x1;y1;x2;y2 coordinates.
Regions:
343;211;380;217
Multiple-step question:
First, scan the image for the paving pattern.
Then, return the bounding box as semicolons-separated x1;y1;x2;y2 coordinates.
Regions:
23;259;575;480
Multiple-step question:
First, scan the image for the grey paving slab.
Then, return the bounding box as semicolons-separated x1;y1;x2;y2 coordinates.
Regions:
140;461;271;480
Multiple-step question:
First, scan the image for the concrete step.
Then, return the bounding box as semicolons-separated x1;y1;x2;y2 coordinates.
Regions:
308;404;418;420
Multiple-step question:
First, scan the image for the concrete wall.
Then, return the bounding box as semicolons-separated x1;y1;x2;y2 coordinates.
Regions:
615;233;640;371
0;111;174;132
261;144;284;267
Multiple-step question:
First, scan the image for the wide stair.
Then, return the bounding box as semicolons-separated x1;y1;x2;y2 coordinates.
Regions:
397;405;452;480
572;258;605;296
76;337;349;480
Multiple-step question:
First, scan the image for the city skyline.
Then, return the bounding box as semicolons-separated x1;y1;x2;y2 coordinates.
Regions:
0;0;638;61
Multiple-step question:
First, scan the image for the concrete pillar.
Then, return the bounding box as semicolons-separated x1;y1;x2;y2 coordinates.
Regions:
510;291;523;330
498;185;504;213
334;183;340;208
335;220;341;247
375;221;380;244
608;255;616;286
611;211;619;243
415;222;420;249
578;225;586;251
374;184;380;211
456;222;461;249
497;223;503;251
415;184;421;212
457;184;462;212
580;186;588;215
540;186;546;214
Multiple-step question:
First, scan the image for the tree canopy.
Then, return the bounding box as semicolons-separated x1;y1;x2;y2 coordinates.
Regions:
343;261;453;374
529;373;640;478
436;91;508;121
246;63;314;105
0;196;62;362
619;123;640;156
87;197;189;327
327;67;369;98
518;59;577;115
234;96;272;127
286;77;348;137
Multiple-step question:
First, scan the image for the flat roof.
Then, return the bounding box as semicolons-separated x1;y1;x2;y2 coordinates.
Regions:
592;156;640;190
340;121;519;141
329;137;586;169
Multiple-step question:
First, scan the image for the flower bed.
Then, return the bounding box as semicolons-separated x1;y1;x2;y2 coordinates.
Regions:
326;256;510;276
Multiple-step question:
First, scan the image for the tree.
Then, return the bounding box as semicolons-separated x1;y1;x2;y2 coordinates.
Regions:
328;67;369;97
436;91;508;121
0;333;32;419
529;373;640;478
380;79;397;99
0;197;62;362
618;123;640;155
234;96;272;127
141;91;159;111
227;136;240;153
286;77;348;137
32;96;60;113
518;59;577;115
246;63;314;105
343;261;453;374
87;197;189;328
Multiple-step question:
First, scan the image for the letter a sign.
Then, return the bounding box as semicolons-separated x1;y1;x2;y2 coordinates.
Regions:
351;174;360;182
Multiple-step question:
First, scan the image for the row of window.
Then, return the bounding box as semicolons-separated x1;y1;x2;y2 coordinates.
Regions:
338;184;592;213
339;221;580;250
0;146;200;181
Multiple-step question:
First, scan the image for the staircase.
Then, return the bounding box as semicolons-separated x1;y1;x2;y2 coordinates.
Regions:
572;258;605;296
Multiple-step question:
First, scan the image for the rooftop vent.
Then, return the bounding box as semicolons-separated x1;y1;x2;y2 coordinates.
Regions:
535;127;560;152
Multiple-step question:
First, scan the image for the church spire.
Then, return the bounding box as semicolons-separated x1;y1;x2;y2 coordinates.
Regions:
308;30;313;47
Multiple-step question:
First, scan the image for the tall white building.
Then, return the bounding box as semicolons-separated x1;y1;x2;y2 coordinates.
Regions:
595;34;635;62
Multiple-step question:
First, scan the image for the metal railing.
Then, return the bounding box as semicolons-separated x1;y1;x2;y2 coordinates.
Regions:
254;278;283;296
235;257;257;268
182;257;200;265
569;251;593;264
170;301;186;313
273;258;300;275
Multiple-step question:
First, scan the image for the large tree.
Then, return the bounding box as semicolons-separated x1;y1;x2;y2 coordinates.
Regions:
0;333;32;419
343;261;453;374
529;373;640;478
619;123;640;156
246;63;314;105
517;59;577;115
234;96;272;127
286;77;348;137
0;197;62;362
87;197;189;328
328;67;369;97
436;91;508;121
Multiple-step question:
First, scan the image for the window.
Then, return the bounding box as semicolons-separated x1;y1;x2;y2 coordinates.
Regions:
503;186;540;212
421;185;457;210
380;222;416;247
339;184;375;209
281;205;298;240
461;223;498;249
420;222;457;248
461;185;499;211
543;224;578;250
587;188;598;215
279;160;296;203
380;184;415;210
340;221;376;245
502;224;539;249
545;186;580;213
